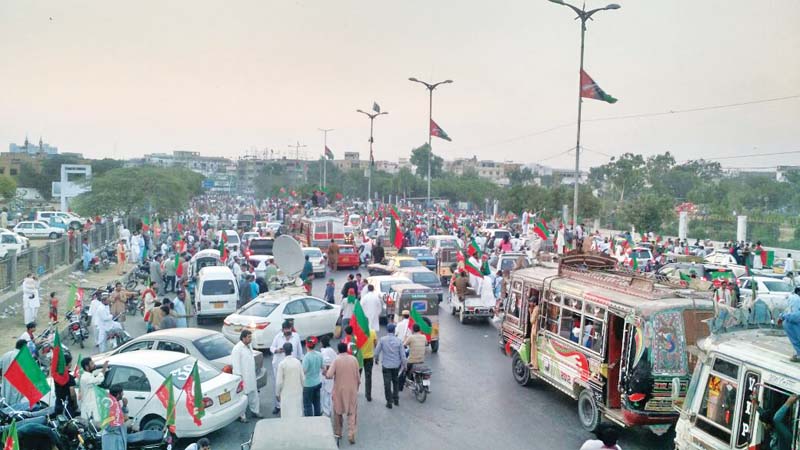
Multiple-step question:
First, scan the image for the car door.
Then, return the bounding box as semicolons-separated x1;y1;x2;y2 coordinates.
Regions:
282;299;312;336
102;365;153;418
33;222;48;237
302;297;336;335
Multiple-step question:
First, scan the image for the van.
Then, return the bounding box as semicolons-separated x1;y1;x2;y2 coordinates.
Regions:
35;211;83;229
195;266;239;322
223;230;241;248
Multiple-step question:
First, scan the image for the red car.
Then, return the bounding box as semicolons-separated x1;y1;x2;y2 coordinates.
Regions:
336;245;360;269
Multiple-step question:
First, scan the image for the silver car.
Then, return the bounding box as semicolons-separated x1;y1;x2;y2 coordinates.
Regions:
94;327;268;389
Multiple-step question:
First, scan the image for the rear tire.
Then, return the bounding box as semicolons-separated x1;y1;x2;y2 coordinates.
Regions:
512;352;532;386
430;340;439;353
414;382;428;403
125;279;137;290
140;415;166;432
578;389;602;432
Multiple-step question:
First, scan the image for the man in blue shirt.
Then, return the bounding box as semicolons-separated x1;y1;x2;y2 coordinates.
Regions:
780;287;800;361
172;290;191;328
374;323;407;409
300;255;313;282
302;337;323;416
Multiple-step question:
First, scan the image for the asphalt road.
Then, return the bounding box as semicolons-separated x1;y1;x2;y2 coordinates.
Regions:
75;268;675;450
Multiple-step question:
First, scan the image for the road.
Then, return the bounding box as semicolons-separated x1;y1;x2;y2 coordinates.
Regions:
68;267;675;450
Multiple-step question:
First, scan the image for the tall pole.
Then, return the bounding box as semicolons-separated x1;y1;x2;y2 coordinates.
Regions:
319;128;333;188
548;0;619;227
357;109;388;212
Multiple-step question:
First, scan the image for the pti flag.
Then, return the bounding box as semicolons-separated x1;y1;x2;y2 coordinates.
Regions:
325;146;334;160
580;69;618;104
430;119;452;141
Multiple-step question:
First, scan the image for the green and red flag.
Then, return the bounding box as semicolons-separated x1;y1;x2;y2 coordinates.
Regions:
630;256;639;271
2;420;19;450
93;385;113;427
679;272;692;283
183;361;205;426
174;252;183;278
51;331;69;386
580;69;618;104
153;219;161;239
218;233;228;262
73;353;82;379
390;216;403;249
463;254;484;278
758;249;775;267
141;217;150;233
155;374;176;433
408;306;432;341
350;300;371;348
67;284;85;311
466;238;482;258
3;344;50;407
389;205;400;221
325;146;334;160
429;119;452;142
532;220;550;240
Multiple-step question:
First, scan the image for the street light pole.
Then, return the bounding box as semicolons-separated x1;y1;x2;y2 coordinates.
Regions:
408;78;453;211
357;109;388;211
318;128;333;189
548;0;619;227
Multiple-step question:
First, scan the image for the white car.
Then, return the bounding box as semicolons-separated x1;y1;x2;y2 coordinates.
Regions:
704;251;747;278
302;247;326;277
35;211;83;229
223;230;241;249
366;275;411;321
13;220;63;239
427;235;462;257
221;288;341;351
94;328;269;389
94;350;247;438
739;276;794;308
0;229;28;258
241;232;260;244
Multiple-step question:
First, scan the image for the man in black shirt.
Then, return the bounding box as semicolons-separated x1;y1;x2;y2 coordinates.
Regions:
55;354;78;417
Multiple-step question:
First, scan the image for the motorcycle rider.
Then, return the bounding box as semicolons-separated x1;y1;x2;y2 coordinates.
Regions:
95;294;122;352
400;324;426;391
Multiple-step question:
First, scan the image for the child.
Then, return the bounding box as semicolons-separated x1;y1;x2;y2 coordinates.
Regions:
324;278;335;304
49;291;59;323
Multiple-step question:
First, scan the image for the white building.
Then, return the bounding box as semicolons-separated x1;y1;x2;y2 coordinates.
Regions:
9;137;58;156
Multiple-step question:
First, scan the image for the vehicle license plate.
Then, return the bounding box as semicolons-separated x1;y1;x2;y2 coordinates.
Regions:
214;303;225;309
219;391;231;404
422;379;430;387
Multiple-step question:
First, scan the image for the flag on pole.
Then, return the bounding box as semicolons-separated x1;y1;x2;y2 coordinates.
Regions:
463;254;484;278
408;306;432;341
467;238;482;258
372;102;381;113
183;361;205;426
51;332;69;386
532;220;550;240
350;300;371;347
580;69;618;104
325;146;334;160
141;217;150;233
218;233;228;262
390;216;403;249
155;375;177;433
2;420;19;450
430;119;452;141
73;353;82;379
94;385;113;427
3;345;50;407
66;284;84;311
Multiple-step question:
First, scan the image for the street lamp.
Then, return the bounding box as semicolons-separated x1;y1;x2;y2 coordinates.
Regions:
356;108;388;211
408;77;453;212
548;0;619;228
318;128;333;189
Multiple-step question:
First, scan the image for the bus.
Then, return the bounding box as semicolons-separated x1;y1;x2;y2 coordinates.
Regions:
500;254;715;434
294;216;344;250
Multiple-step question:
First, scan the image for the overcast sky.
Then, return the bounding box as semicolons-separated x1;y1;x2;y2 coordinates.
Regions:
1;0;798;169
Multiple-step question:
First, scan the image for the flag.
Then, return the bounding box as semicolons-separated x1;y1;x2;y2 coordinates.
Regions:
389;205;401;221
532;220;550;240
218;233;228;262
463;254;483;278
183;361;205;426
197;219;203;235
155;375;176;433
3;345;50;407
467;238;482;258
73;353;82;379
173;252;182;277
2;420;18;450
94;385;113;427
758;249;775;267
390;216;403;249
51;332;69;386
580;69;618;104
141;217;150;233
153;219;161;239
408;306;432;341
372;102;381;113
67;284;85;311
325;146;334;160
177;223;183;233
679;272;692;283
430;119;452;142
630;257;639;271
350;300;371;348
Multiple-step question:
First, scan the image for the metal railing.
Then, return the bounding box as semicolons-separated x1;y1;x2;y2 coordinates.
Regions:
0;221;118;292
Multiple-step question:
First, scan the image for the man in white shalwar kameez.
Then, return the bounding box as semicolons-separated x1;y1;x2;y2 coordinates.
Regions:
276;342;304;418
95;296;121;352
468;255;483;294
320;336;337;417
556;225;566;255
232;330;260;422
21;274;40;325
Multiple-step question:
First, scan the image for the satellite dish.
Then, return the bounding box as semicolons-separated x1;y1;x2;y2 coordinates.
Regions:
273;235;305;279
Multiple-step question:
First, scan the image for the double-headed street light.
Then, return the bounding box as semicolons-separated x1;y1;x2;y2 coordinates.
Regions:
356;108;388;211
548;0;619;228
408;77;453;211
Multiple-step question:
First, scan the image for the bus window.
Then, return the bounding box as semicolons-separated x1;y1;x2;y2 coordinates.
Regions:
561;312;581;342
544;303;561;334
696;359;740;446
753;385;798;450
581;315;604;354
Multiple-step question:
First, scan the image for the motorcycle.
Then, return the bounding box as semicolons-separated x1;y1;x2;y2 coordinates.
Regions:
35;323;71;372
404;364;432;403
125;262;150;290
65;307;89;349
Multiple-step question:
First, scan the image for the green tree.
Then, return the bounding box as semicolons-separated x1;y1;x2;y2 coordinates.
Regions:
0;175;16;200
588;153;645;202
619;193;674;233
409;144;443;179
507;167;534;186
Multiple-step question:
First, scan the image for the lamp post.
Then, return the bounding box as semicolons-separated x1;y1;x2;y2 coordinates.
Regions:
318;128;333;189
356;109;388;211
548;0;619;227
408;78;453;211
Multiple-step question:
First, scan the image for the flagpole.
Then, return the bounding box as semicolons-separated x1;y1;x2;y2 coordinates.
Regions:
356;109;388;212
548;0;620;228
319;128;333;189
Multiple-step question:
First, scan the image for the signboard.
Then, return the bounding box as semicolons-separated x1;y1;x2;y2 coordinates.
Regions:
202;179;215;189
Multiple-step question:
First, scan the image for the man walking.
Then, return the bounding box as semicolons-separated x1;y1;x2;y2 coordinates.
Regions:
360;284;382;332
270;321;304;415
326;342;360;445
374;323;406;408
232;330;260;422
328;239;340;271
302;337;323;416
149;255;162;295
276;342;304;418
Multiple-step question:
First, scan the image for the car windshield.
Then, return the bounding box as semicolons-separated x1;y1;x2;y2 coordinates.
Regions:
249;240;274;255
202;279;235;295
411;272;438;284
399;259;422;268
380;280;407;292
193;333;234;361
631;250;651;259
763;281;793;292
408;249;432;257
156;357;217;389
226;234;240;244
500;259;517;271
240;302;278;317
438;240;457;248
304;249;323;258
340;247;355;254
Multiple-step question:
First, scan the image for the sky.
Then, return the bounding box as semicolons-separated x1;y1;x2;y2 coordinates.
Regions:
1;0;798;170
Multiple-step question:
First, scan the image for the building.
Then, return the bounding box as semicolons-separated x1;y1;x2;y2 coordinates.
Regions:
0;153;39;177
443;156;516;186
141;150;232;175
333;152;369;171
9;137;58;156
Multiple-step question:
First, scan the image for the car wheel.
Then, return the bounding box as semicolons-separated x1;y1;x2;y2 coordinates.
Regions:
140;415;166;432
49;232;58;239
512;352;532;386
459;306;466;324
578;389;602;432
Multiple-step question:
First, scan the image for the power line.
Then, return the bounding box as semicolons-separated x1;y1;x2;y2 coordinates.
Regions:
698;150;800;161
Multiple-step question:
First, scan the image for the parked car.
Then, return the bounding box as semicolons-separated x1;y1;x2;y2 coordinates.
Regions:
704;251;748;277
92;350;247;438
427;235;462;257
0;229;29;258
221;287;341;351
739;276;794;308
93;328;268;389
366;275;412;322
336;245;360;269
35;211;83;230
393;267;444;302
367;256;422;276
196;266;239;320
302;247;326;277
399;247;436;267
13;220;63;239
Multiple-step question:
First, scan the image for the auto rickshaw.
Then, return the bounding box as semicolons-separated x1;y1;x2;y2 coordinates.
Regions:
388;283;440;352
436;247;459;287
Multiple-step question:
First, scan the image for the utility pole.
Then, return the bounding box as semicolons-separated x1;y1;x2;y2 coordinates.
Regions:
289;141;307;184
319;128;333;189
357;108;388;211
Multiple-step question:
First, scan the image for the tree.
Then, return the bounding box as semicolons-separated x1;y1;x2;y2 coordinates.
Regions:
409;144;444;179
619;193;673;233
589;153;645;202
507;167;534;186
0;175;16;200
